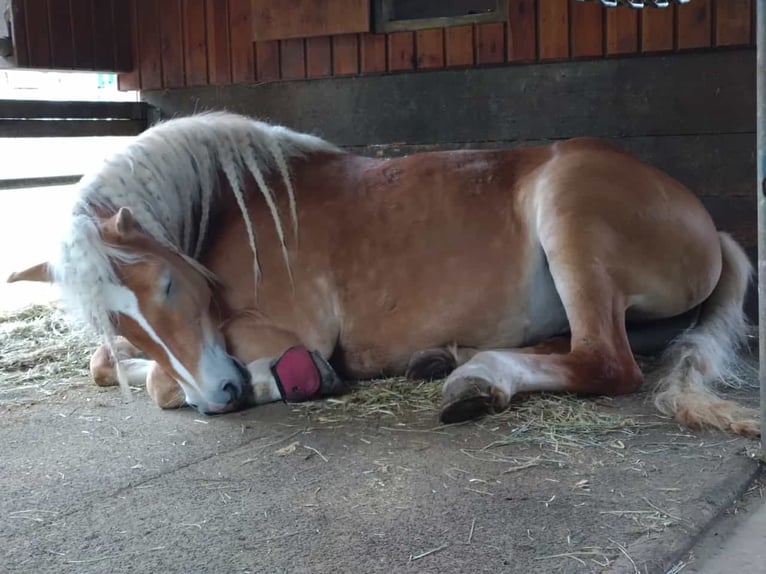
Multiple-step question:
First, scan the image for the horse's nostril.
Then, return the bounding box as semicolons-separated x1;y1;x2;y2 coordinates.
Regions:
189;403;199;410
223;381;240;401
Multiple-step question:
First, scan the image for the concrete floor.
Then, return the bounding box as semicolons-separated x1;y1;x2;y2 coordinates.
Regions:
0;379;761;574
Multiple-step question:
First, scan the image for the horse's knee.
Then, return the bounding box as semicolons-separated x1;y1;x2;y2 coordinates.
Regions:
146;365;186;409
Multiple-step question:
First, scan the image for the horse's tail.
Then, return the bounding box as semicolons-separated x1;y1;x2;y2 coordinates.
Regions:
652;232;759;436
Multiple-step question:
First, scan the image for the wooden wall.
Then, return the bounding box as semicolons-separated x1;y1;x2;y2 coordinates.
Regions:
10;0;133;71
117;0;753;91
8;1;755;89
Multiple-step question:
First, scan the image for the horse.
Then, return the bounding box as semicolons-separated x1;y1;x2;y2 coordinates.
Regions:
7;111;758;436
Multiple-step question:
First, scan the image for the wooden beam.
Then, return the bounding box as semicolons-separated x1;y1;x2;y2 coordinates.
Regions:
0;101;148;120
0;175;83;190
0;119;146;137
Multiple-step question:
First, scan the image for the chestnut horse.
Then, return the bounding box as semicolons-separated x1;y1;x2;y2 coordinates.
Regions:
7;112;758;436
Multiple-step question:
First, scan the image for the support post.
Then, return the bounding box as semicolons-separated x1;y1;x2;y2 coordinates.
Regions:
758;0;766;450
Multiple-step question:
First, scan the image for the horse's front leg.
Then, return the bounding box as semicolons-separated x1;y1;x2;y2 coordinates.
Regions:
89;338;185;408
89;336;147;387
223;319;347;407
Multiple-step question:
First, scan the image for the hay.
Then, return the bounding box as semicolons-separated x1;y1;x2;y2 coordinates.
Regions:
1;304;656;449
294;375;651;455
293;378;442;423
0;303;97;404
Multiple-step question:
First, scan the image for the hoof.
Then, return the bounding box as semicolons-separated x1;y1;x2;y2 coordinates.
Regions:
311;350;351;397
406;348;457;380
440;376;509;424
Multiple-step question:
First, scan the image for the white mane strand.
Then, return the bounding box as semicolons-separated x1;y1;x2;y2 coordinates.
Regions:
51;111;339;340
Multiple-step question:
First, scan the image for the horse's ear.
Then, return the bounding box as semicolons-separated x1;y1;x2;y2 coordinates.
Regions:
115;207;135;235
7;262;53;283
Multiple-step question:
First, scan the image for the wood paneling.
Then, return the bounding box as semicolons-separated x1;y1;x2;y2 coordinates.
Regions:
387;32;414;72
25;0;51;67
445;25;474;68
641;6;675;53
306;36;332;78
69;0;95;68
415;28;444;69
360;33;387;73
113;0;135;71
206;0;231;84
714;0;752;46
48;0;75;68
92;0;116;70
676;0;712;50
476;22;505;65
10;0;30;67
136;0;162;89
184;0;208;86
571;0;603;58
255;40;280;81
252;0;369;41
507;0;536;62
606;6;638;55
117;0;140;90
280;38;306;80
160;0;185;88
13;0;755;92
332;34;359;76
230;0;254;82
538;0;569;60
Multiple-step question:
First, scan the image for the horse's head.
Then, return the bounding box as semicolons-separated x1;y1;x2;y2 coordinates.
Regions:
8;207;251;414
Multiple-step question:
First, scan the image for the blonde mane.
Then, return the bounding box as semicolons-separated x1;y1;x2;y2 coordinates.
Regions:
50;111;340;341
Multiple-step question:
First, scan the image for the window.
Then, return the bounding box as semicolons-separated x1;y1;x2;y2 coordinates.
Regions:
372;0;508;33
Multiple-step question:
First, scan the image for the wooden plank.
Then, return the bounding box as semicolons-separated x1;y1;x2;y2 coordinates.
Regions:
415;28;444;69
206;0;231;84
676;0;711;50
360;33;386;73
136;0;162;89
387;31;414;72
230;0;254;82
715;0;751;47
280;38;305;79
184;0;208;86
538;0;568;60
69;0;95;69
48;0;75;68
641;5;674;53
160;0;185;87
570;0;603;58
306;36;332;78
252;0;369;41
606;5;638;55
117;0;139;90
92;0;115;70
507;0;536;62
112;0;134;71
445;25;473;68
0;175;83;190
10;0;30;67
0;119;146;137
476;22;504;65
255;40;279;81
0;100;148;119
332;34;359;76
25;0;52;67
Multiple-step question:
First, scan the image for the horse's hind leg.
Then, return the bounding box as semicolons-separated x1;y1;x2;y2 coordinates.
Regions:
440;272;642;423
